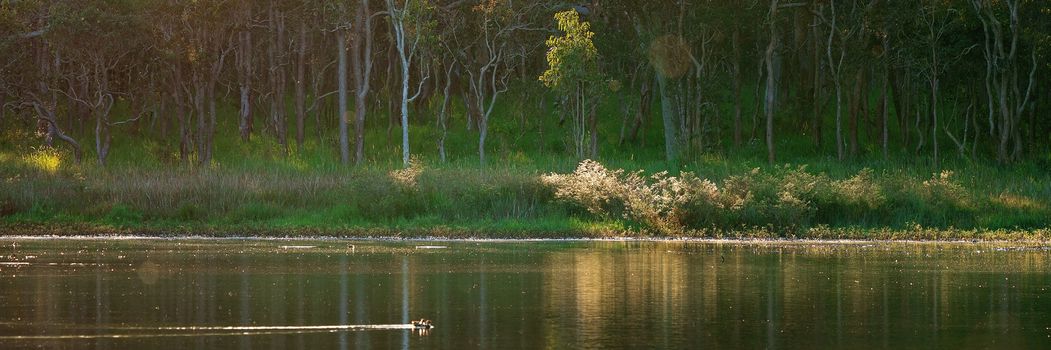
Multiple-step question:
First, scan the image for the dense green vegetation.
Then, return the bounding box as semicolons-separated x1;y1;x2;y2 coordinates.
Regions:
1;1;1049;238
2;121;1049;239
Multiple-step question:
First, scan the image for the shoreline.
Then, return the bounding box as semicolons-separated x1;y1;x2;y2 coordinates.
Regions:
3;223;1048;243
3;235;1049;246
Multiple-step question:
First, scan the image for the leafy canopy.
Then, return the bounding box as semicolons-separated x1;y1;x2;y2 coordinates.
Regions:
539;10;598;90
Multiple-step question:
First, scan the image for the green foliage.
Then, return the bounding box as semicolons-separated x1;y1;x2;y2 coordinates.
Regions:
541;160;1049;235
539;10;599;90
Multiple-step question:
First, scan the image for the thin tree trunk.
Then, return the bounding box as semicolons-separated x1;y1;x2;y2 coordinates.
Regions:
833;75;844;160
764;0;779;166
811;4;823;151
336;28;350;165
399;60;411;166
194;68;207;165
628;79;650;143
478;116;488;165
351;0;372;165
438;63;453;163
931;74;939;169
881;63;889;159
204;79;217;164
732;26;743;147
351;0;374;166
849;69;861;157
174;63;190;163
656;73;679;169
238;30;253;142
295;22;308;147
589;101;598;159
891;70;911;149
269;7;288;153
31;101;82;162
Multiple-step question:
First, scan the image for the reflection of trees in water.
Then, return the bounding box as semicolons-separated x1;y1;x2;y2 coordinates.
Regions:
3;241;1049;348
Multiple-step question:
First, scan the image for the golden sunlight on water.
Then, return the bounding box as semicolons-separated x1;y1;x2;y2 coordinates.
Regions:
0;240;1048;349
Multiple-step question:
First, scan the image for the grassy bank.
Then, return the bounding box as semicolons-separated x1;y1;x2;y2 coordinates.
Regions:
2;147;1049;240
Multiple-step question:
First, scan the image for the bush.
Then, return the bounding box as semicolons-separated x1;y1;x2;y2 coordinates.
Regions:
542;161;986;235
542;160;730;234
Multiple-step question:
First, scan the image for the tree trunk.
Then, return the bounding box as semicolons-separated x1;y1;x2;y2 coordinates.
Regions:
438;64;453;163
205;78;217;164
337;28;350;165
174;63;191;163
628;79;651;144
655;73;679;169
891;69;911;149
931;73;939;169
764;0;779;166
351;0;374;166
732;26;743;147
269;7;288;153
849;69;861;157
880;64;889;159
589;101;598;159
478;117;488;165
94;104;110;167
399;60;411;167
810;5;823;151
32;101;82;163
193;68;207;166
834;75;844;160
238;30;253;142
295;22;308;147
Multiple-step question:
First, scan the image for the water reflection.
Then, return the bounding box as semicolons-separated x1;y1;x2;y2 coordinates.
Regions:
0;240;1048;349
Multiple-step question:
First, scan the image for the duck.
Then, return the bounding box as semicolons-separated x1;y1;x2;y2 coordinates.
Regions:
411;319;433;329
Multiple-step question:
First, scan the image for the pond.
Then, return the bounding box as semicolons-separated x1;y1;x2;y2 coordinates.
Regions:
0;238;1049;349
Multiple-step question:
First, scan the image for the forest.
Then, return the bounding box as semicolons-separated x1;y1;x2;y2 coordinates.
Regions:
1;0;1049;238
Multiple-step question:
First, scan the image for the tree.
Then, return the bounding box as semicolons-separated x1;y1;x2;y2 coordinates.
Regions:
459;0;539;165
184;0;235;165
540;9;603;160
234;0;255;142
817;0;861;161
334;1;351;165
350;0;378;166
762;0;780;165
49;0;143;166
970;0;1040;163
385;0;433;167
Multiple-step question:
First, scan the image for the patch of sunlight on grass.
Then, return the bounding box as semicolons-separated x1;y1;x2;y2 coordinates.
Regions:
569;218;627;232
993;193;1047;211
22;148;62;174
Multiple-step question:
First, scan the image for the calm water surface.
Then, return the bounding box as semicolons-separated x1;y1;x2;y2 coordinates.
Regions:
0;239;1049;349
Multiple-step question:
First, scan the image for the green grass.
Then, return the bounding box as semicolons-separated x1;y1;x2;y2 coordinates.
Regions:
1;148;1048;239
0;89;1049;240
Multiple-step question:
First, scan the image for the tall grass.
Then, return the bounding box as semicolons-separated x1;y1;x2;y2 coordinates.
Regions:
2;151;1048;238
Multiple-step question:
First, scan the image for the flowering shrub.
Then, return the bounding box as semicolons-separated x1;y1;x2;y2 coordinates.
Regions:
390;157;425;189
921;170;970;207
540;160;634;217
541;161;998;234
542;160;727;234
